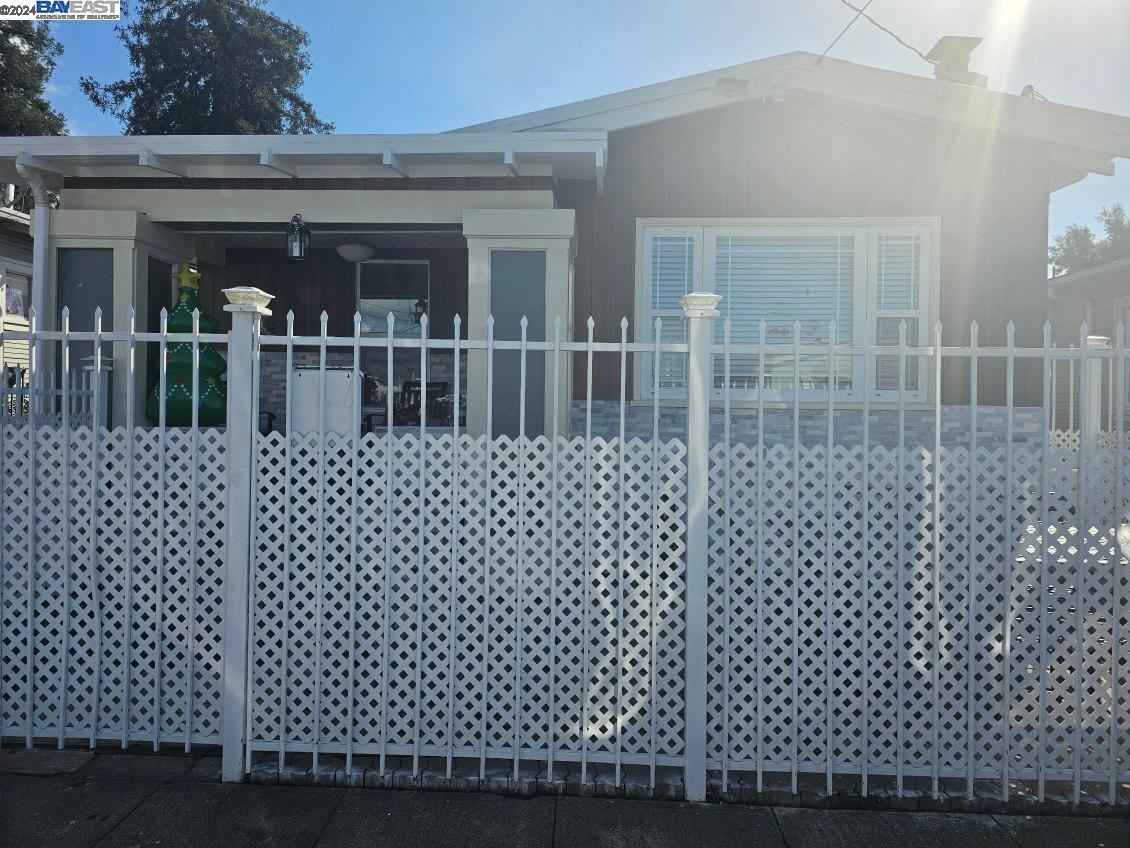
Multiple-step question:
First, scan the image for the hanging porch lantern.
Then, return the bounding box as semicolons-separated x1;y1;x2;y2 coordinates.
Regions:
286;213;311;260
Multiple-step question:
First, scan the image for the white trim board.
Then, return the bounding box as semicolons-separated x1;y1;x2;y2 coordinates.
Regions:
0;132;608;184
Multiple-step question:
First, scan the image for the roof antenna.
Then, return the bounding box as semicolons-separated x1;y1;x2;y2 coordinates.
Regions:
925;36;989;88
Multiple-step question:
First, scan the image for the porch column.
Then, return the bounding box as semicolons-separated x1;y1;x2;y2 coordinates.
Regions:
463;208;576;438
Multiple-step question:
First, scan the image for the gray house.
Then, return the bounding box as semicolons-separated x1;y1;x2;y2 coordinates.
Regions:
2;50;1129;435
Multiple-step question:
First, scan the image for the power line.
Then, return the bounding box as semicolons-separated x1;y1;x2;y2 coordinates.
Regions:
815;0;874;65
833;0;935;65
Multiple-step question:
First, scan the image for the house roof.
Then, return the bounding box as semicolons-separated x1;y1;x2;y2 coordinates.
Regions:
1049;256;1130;302
2;51;1127;192
0;131;608;189
458;51;1130;189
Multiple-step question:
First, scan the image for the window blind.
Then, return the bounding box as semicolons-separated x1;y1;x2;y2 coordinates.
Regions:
876;235;921;311
713;235;855;388
651;235;695;311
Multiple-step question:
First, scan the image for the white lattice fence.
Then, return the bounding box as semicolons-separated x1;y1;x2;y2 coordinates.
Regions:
0;422;228;747
247;432;688;782
707;440;1130;794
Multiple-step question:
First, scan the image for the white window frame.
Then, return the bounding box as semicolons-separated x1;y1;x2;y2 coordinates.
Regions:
634;217;940;403
0;256;33;316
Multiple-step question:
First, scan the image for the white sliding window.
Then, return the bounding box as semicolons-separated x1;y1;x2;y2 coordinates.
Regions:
638;219;935;401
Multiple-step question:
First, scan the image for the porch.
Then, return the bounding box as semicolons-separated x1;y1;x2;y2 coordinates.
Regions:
37;207;576;439
1;134;599;439
192;226;471;433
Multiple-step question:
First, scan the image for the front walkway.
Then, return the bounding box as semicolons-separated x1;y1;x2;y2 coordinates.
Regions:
1;747;1127;848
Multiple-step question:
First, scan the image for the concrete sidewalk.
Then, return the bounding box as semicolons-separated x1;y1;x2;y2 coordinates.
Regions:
1;748;1128;848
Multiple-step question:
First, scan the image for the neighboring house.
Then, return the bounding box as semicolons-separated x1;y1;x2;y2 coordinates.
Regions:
1047;256;1130;428
1048;256;1130;343
0;199;33;392
1;50;1129;436
0;202;33;313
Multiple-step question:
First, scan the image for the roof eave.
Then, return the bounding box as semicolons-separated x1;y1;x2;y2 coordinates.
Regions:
457;51;1130;165
1049;256;1130;301
0;131;608;185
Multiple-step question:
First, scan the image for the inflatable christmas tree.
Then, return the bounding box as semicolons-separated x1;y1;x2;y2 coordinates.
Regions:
146;263;227;426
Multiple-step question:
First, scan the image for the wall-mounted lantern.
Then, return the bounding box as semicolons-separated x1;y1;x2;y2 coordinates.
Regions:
286;213;310;261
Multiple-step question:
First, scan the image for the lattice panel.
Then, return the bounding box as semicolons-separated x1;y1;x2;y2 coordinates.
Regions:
0;422;227;746
707;439;1130;792
247;433;688;778
6;411;1127;798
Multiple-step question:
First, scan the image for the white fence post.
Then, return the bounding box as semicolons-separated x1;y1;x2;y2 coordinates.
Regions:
220;286;273;782
680;291;721;802
1083;335;1110;452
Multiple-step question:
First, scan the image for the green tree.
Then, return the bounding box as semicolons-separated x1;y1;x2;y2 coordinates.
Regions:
80;0;333;135
1050;203;1130;275
0;21;67;136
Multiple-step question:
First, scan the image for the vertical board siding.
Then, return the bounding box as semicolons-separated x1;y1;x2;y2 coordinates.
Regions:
559;97;1051;403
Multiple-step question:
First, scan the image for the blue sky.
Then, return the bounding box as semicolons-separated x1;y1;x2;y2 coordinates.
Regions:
41;0;1130;240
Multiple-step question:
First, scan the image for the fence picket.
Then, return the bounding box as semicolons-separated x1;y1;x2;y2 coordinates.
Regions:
278;311;296;770
1038;322;1053;800
184;309;199;753
931;321;943;798
154;308;168;751
88;307;104;749
58;308;73;748
791;319;801;796
824;321;835;796
413;314;428;777
648;316;662;790
122;308;136;750
515;316;528;782
1001;322;1015;802
756;319;766;795
378;310;394;777
345;312;362;778
1111;322;1126;805
1073;323;1089;805
858;323;867;795
445;314;462;781
967;321;979;799
479;314;496;782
